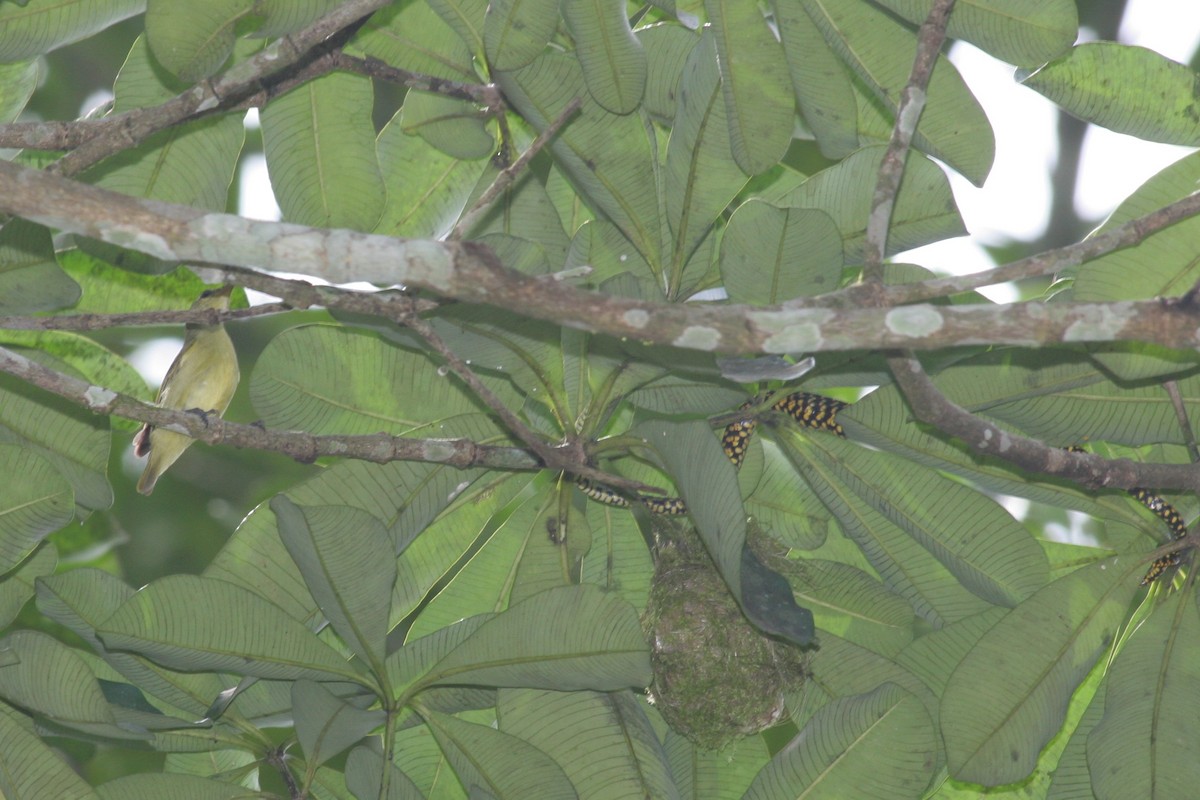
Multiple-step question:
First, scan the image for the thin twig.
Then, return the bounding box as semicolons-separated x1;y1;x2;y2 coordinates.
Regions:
1164;380;1200;462
862;0;955;281
0;344;542;472
1;303;289;332
44;0;389;176
449;97;583;241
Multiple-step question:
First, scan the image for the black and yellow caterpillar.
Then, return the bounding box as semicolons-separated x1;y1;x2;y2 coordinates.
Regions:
579;393;1189;586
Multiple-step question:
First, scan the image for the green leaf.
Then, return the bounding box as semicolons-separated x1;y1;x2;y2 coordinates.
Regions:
704;0;794;175
801;0;995;185
664;725;770;799
261;71;385;230
0;59;38;123
400;90;494;160
562;0;645;114
499;688;677;800
291;680;385;768
769;145;965;264
36;568;225;717
746;684;936;799
272;497;396;669
250;324;511;440
876;0;1077;66
0;630;115;730
253;0;341;38
0;544;54;630
0;445;71;573
744;439;832;551
774;2;858;159
779;428;997;626
0;703;99;800
95;773;252;800
497;51;662;273
638;23;699;121
0;0;142;62
579;500;654;610
425;709;578;799
1087;590;1200;799
85;38;245;214
0;219;80;313
0;345;111;512
1045;679;1106;800
344;745;425;800
144;0;250;82
941;559;1140;785
483;0;558;70
420;584;650;691
664;32;750;285
721;201;842;304
376;114;487;239
636;419;744;596
427;0;488;55
784;427;1049;608
769;557;915;655
1022;42;1200;146
895;606;1008;695
1072;150;1200;302
351;0;478;81
97;574;363;683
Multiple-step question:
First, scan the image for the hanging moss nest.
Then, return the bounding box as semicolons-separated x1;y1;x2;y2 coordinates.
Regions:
643;524;809;750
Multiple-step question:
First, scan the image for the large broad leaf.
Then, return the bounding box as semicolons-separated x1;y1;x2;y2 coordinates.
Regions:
272;497;395;670
97;574;363;683
801;0;995;186
746;684;936;799
86;37;245;215
0;344;111;512
0;545;55;630
375;114;488;239
941;559;1140;785
877;0;1076;66
94;773;252;799
400;90;494;161
562;0;645;114
0;704;99;800
0;0;143;62
0;219;79;314
0;59;39;124
344;746;425;800
351;0;477;82
291;680;385;769
774;1;858;159
261;71;385;230
664;724;770;798
1086;590;1200;799
639;23;699;121
497;51;662;273
36;568;224;718
419;584;650;691
704;0;794;175
1022;42;1200;146
768;146;965;264
424;709;578;799
498;688;678;800
780;428;996;627
0;445;71;573
483;0;558;70
664;32;750;288
250;323;512;441
144;0;249;82
0;631;115;732
781;427;1049;608
720;201;843;304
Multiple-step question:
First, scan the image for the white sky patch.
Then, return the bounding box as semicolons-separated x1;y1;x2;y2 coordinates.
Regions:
901;0;1200;303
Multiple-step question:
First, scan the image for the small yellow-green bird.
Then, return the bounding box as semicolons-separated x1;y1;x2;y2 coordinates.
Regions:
133;285;239;495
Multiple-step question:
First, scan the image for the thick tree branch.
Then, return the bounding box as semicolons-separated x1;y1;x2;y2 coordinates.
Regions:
3;158;1200;356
